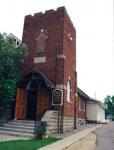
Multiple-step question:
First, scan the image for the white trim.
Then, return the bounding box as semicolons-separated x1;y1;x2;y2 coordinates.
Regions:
57;54;66;59
34;56;46;63
55;84;66;90
67;81;71;103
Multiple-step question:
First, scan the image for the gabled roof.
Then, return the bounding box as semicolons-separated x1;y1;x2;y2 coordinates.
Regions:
38;69;54;88
8;33;21;43
87;98;105;108
77;87;89;99
77;87;104;108
18;69;54;90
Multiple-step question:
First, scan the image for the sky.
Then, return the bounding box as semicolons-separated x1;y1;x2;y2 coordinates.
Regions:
0;0;113;101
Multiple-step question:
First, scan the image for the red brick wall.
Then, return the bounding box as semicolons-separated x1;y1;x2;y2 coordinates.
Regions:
22;7;65;83
63;9;77;117
77;95;86;119
21;7;77;119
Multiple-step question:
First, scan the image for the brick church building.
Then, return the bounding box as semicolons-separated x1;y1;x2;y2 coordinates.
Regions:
14;6;77;133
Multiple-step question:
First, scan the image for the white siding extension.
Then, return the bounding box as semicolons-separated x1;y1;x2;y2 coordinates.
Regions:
86;101;105;123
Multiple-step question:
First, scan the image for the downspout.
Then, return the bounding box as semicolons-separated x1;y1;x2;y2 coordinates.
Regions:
85;98;87;122
74;93;77;129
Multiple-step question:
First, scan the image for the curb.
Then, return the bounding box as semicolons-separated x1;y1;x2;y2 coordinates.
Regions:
38;124;102;150
64;133;96;150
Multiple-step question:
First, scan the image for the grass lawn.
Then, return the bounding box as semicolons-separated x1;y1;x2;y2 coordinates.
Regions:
0;137;59;150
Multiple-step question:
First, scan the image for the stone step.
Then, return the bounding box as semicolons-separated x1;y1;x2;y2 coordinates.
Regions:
46;119;58;123
7;122;35;127
11;120;35;124
4;124;35;130
0;127;34;134
0;130;34;138
48;121;58;125
47;127;58;131
0;120;37;138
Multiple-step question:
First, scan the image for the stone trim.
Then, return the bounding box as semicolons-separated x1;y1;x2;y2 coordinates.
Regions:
55;84;66;90
57;54;66;59
34;56;46;63
63;117;74;132
41;110;58;134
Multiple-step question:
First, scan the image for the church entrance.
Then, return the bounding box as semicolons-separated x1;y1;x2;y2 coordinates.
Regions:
26;90;37;120
14;71;54;120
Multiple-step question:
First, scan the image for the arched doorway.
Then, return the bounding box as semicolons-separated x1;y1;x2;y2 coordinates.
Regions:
15;71;54;120
26;90;37;120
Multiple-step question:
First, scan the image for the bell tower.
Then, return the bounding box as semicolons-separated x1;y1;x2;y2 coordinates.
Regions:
16;6;77;132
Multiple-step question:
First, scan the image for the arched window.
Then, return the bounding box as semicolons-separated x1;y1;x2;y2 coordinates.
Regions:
67;81;71;103
36;29;48;52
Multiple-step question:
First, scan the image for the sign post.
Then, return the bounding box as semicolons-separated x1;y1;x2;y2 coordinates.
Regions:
52;89;63;133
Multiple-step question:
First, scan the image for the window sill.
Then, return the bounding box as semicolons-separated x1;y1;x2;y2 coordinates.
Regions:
67;101;72;104
79;109;85;112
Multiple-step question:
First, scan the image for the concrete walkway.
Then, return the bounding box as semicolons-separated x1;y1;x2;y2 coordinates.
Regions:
38;124;102;150
64;133;96;150
51;124;97;138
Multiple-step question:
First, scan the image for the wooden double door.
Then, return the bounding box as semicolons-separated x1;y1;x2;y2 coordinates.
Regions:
15;88;49;120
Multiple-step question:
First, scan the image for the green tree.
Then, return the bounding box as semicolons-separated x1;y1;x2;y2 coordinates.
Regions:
0;33;25;116
104;95;114;119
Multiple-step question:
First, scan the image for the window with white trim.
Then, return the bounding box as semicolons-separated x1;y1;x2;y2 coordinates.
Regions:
67;81;71;103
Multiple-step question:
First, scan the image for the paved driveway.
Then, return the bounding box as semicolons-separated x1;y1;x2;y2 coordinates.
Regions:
94;122;114;150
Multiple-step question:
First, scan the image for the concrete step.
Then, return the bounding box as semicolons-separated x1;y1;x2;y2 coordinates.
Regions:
7;122;35;127
4;124;35;130
0;120;37;138
0;130;34;138
11;120;35;124
0;127;34;134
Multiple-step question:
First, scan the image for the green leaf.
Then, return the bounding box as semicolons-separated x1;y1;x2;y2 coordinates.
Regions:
0;33;26;115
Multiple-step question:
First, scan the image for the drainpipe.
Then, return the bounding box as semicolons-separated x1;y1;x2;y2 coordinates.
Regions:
74;93;77;129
